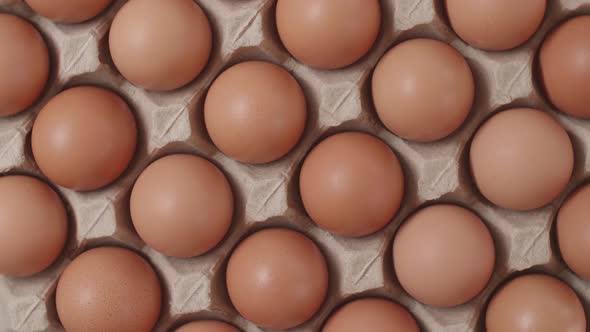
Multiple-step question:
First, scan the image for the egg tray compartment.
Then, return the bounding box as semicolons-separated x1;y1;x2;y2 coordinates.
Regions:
2;0;590;331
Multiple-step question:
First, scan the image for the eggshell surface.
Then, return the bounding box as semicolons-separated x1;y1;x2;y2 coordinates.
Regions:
130;154;234;257
470;108;573;211
0;14;49;117
31;86;137;191
322;298;419;332
109;0;212;91
299;132;404;237
55;247;162;332
226;228;328;329
446;0;546;51
205;61;306;164
393;204;495;307
175;320;240;332
0;175;67;277
557;183;590;280
372;38;474;142
486;274;586;332
25;0;113;23
539;15;590;118
276;0;381;69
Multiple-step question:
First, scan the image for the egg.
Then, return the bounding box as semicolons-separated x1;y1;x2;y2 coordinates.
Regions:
276;0;381;69
175;321;240;332
25;0;113;23
130;154;234;257
322;298;419;332
0;175;67;277
446;0;546;51
486;274;586;332
393;204;495;307
226;228;328;329
299;132;404;237
204;61;306;164
109;0;211;91
0;14;49;117
557;183;590;280
56;247;162;332
31;86;137;191
470;108;573;211
372;38;474;142
539;15;590;118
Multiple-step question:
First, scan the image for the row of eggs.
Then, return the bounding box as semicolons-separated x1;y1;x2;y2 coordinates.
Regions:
2;172;589;331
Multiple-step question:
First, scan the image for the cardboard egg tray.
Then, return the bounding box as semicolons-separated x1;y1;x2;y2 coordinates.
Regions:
2;0;590;331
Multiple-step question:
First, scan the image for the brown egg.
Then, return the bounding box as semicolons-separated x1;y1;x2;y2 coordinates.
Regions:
446;0;546;51
0;175;67;277
130;154;234;257
31;86;136;191
226;228;328;329
299;132;404;237
372;38;474;142
486;274;586;332
393;204;495;307
276;0;381;69
322;298;419;332
470;108;573;211
0;14;49;117
204;61;306;164
175;320;240;332
25;0;113;23
109;0;211;91
557;183;590;280
56;247;162;332
539;15;590;118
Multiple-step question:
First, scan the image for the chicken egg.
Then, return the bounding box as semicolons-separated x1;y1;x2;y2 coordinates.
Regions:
109;0;212;91
56;247;162;332
0;175;67;277
372;38;474;142
25;0;113;23
226;228;328;329
470;108;573;211
130;154;234;258
299;132;404;237
31;86;137;191
486;274;586;332
393;204;495;307
204;61;306;164
322;298;419;332
276;0;381;69
539;15;590;118
0;14;49;117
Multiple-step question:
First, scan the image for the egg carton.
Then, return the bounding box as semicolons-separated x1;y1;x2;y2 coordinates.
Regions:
2;0;590;331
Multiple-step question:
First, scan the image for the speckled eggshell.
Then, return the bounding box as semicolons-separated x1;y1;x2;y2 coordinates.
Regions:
55;247;162;332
